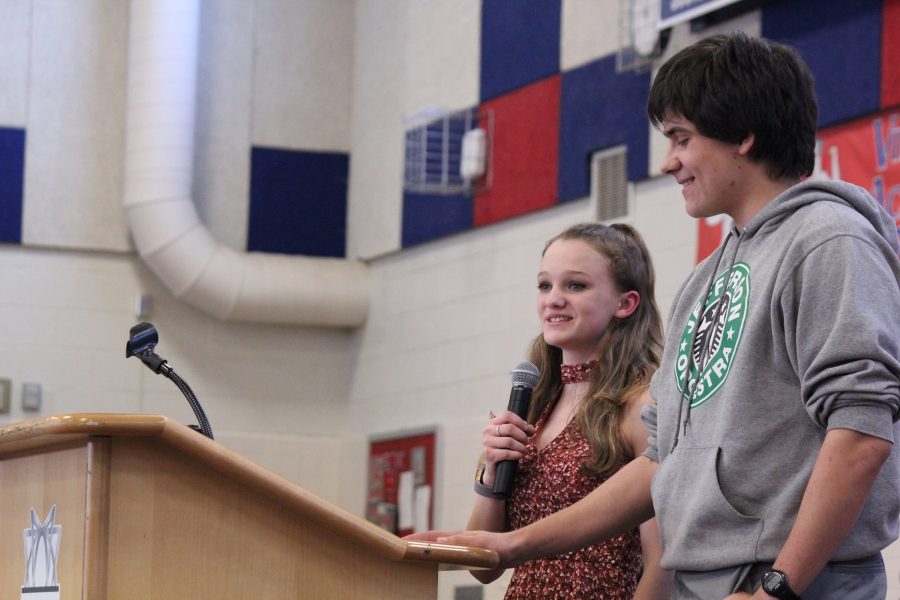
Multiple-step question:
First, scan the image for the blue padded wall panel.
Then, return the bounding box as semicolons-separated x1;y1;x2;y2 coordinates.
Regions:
558;55;650;202
0;128;24;244
480;0;561;102
762;0;881;127
248;147;348;258
402;192;473;248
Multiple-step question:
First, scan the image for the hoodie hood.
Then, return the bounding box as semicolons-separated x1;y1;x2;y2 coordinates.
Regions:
742;178;899;254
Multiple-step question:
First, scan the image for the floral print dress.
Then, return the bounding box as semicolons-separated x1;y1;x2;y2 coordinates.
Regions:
504;400;642;599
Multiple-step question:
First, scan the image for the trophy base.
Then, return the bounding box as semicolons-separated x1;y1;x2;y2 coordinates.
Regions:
21;586;60;600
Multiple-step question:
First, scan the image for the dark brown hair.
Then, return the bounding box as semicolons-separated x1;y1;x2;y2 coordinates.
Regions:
647;31;817;180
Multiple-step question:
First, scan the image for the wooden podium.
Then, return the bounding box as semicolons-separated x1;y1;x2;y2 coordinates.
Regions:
0;414;496;599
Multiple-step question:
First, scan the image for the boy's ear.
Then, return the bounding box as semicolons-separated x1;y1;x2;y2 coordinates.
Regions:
738;133;756;156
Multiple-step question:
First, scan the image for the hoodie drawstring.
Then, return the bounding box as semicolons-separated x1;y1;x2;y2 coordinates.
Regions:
671;229;743;452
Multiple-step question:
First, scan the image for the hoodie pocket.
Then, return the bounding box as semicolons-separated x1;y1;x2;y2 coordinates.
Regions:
652;445;763;570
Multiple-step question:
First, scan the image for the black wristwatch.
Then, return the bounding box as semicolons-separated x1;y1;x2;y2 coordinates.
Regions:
761;569;800;600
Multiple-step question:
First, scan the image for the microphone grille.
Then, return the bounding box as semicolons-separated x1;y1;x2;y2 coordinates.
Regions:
510;361;540;389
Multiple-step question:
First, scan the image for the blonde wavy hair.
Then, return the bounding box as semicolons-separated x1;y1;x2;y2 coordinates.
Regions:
527;223;663;478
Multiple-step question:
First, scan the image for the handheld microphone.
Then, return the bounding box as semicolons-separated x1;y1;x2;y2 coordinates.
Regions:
492;361;540;498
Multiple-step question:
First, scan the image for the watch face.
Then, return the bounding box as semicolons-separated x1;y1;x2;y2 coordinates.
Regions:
762;571;785;594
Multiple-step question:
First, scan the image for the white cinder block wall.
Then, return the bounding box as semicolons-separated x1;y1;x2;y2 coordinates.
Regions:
0;1;895;599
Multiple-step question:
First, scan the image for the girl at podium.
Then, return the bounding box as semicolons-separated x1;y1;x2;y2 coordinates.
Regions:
467;223;673;599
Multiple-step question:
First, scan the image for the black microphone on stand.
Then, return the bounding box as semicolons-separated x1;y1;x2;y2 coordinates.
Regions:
492;361;540;498
125;322;214;440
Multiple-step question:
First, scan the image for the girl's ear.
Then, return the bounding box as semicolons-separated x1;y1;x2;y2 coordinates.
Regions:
615;291;640;318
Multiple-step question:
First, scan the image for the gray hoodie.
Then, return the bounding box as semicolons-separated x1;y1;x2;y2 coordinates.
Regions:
644;178;900;571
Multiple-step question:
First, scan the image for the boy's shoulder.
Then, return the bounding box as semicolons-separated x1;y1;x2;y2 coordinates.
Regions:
777;180;895;240
773;189;889;253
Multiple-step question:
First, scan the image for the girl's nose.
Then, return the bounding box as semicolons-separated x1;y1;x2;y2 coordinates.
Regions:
546;288;565;307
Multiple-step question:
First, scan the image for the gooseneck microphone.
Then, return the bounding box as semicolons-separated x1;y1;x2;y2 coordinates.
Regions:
492;361;540;498
125;322;214;440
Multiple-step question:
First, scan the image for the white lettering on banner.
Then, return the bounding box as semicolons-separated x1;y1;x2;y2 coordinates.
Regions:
670;0;705;11
871;115;900;230
872;114;900;171
661;0;745;29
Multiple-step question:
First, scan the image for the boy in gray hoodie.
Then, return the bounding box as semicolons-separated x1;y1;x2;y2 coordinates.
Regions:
642;32;900;599
418;32;900;600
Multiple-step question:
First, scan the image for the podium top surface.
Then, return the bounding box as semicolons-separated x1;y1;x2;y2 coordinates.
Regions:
0;413;499;571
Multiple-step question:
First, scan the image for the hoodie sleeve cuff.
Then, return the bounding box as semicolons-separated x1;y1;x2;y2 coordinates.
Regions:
641;402;660;463
826;404;896;443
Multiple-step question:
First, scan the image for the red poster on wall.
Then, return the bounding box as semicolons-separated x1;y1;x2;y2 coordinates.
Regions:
366;432;435;537
696;106;900;263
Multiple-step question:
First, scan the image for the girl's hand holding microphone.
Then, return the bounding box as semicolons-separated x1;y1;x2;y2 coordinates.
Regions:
479;412;535;487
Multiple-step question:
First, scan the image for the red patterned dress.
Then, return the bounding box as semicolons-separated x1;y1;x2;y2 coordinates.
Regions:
504;400;642;599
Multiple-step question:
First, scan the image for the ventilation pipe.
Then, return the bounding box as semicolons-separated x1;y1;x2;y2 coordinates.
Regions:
124;0;370;327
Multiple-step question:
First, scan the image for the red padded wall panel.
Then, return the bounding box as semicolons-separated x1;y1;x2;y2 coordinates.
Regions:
882;0;900;107
475;75;560;226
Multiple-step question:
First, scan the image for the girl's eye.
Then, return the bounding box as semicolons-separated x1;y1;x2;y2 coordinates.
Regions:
537;282;551;291
568;281;586;291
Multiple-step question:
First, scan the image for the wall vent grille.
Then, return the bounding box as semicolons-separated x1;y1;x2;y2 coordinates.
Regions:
591;146;631;222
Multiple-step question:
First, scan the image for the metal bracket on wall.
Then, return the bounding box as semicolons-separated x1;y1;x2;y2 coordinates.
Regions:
0;378;10;414
22;382;41;412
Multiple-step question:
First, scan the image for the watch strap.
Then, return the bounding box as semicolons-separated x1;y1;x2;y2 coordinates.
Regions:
473;480;506;500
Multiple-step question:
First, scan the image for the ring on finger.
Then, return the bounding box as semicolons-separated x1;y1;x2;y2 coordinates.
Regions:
496;424;502;437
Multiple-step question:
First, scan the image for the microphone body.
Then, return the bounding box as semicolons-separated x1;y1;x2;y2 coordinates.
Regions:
492;362;540;498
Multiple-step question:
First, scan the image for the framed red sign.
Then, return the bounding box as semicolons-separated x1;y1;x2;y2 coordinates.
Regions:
366;431;435;537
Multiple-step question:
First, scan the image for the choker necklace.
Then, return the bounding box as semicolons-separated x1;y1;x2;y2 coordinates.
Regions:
560;359;599;384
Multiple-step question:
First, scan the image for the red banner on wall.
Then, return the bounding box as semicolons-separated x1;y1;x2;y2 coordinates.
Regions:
697;106;900;263
816;106;900;236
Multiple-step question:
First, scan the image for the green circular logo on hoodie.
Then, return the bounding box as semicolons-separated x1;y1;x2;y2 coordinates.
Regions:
674;263;750;407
